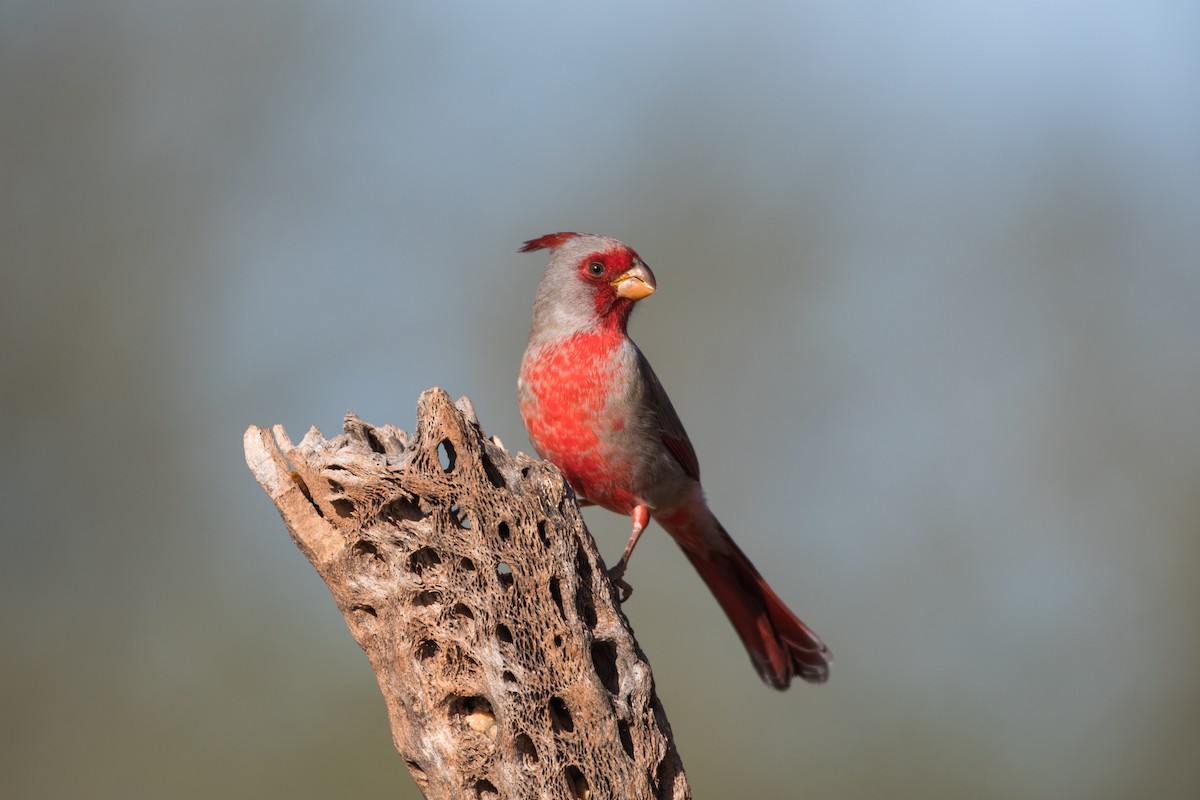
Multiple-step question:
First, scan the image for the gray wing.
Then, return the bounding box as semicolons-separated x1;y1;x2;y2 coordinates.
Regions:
635;347;701;482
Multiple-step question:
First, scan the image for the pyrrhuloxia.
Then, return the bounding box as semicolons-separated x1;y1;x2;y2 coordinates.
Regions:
518;232;830;688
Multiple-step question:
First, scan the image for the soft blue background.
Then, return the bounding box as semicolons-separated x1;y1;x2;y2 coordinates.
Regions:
3;2;1198;797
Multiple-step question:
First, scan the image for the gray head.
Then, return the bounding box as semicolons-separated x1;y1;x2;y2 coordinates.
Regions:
520;232;656;344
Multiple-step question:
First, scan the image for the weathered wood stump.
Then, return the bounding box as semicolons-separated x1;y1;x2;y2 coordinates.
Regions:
244;388;690;799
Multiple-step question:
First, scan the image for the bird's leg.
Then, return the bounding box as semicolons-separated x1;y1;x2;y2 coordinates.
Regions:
607;504;650;602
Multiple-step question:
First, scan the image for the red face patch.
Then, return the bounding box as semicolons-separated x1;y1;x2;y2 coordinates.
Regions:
576;248;642;320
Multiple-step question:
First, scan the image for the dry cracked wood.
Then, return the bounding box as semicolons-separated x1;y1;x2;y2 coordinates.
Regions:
244;388;690;799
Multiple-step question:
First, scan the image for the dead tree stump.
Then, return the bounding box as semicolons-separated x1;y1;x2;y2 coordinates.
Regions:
243;388;690;799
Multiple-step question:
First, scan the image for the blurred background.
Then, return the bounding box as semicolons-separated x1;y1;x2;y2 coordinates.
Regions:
3;1;1198;797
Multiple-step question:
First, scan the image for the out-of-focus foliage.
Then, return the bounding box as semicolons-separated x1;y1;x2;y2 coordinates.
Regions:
2;2;1197;797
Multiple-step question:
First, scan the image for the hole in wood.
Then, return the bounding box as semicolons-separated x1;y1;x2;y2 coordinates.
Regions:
553;634;563;648
413;590;441;607
453;602;474;619
451;695;497;741
437;439;456;471
405;759;428;787
496;562;514;589
590;639;619;695
473;779;499;799
583;599;597;633
495;623;513;644
618;719;635;760
407;546;442;576
289;471;320;515
655;752;678;791
574;545;597;628
364;427;386;454
514;732;538;765
497;521;510;541
549;577;566;620
450;504;472;529
549;696;574;733
502;670;517;685
459;556;476;571
537;519;550;547
350;604;377;618
416;640;439;660
384;495;427;522
352;539;381;561
564;765;589;799
330;498;354;518
480;450;506;488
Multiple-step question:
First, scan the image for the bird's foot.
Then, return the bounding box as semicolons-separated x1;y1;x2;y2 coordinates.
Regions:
605;504;649;603
606;561;634;603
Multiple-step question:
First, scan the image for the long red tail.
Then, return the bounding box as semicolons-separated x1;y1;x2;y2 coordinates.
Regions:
658;506;831;689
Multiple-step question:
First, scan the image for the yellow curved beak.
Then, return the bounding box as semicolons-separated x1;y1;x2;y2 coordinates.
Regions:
612;261;656;301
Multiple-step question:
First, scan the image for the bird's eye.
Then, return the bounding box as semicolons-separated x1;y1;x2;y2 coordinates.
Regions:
587;262;604;277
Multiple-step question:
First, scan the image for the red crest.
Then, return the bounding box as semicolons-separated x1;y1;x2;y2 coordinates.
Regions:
518;232;586;253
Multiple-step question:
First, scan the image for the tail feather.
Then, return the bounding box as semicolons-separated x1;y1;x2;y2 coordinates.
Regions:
660;508;831;689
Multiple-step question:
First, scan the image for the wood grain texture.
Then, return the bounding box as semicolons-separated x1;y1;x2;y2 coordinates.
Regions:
244;388;690;799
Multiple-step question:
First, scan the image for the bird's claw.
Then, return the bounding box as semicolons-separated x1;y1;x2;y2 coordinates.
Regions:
607;564;634;603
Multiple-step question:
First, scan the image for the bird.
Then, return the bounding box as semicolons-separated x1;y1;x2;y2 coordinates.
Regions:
517;232;831;688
